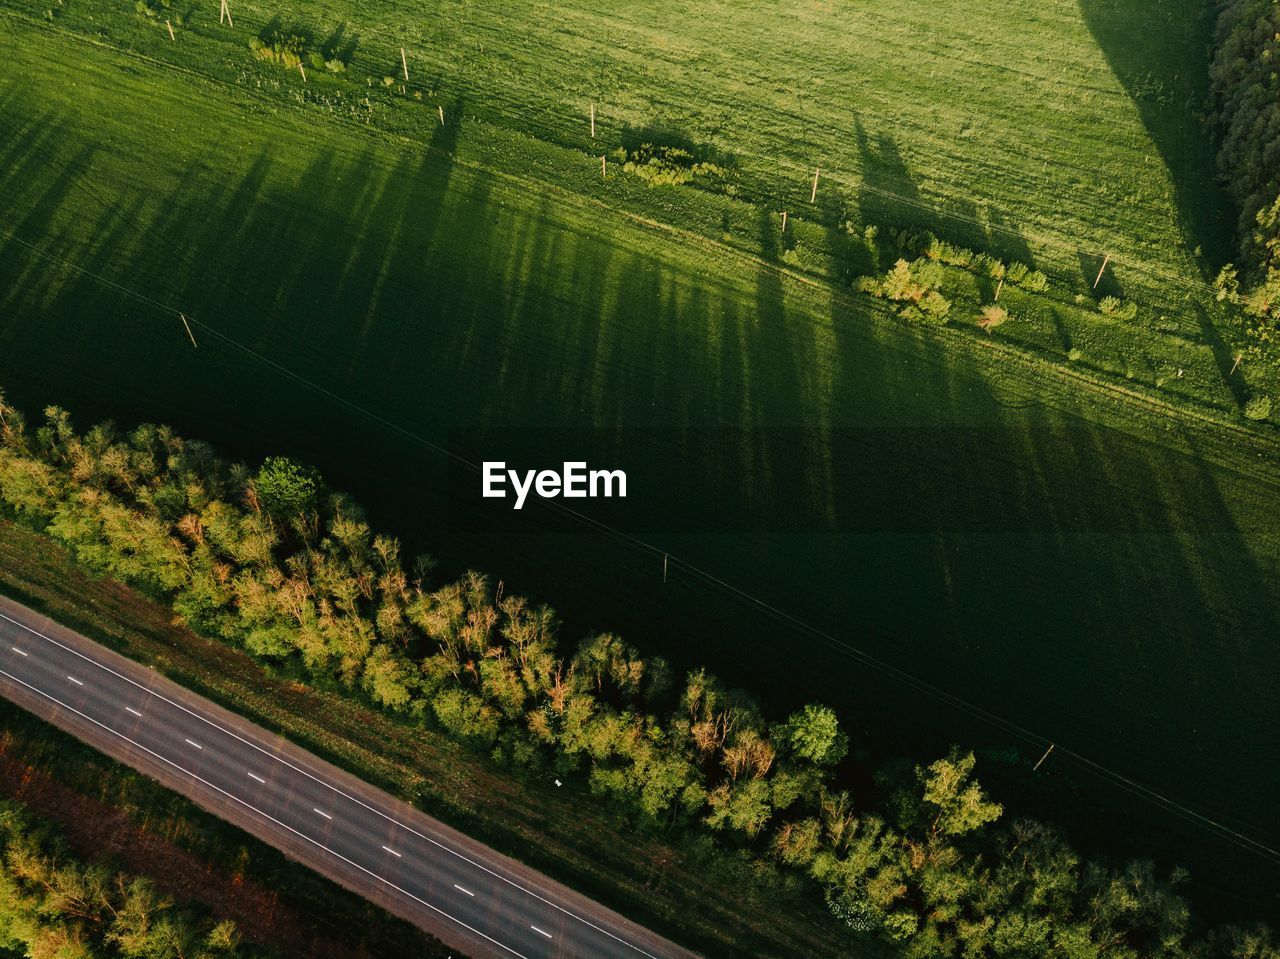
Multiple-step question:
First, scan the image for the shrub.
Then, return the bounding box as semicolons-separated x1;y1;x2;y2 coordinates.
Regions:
1244;394;1273;421
619;143;725;188
1018;269;1048;292
1006;261;1029;284
977;304;1008;332
325;58;346;73
1097;296;1137;321
251;31;309;70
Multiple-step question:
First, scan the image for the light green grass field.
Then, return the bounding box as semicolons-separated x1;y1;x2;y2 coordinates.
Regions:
2;0;1279;925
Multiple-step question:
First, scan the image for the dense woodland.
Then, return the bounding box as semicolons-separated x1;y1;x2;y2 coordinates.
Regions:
0;393;1276;958
1212;0;1280;418
0;799;254;958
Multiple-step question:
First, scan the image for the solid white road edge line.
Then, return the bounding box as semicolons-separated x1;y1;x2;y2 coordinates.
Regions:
0;666;530;959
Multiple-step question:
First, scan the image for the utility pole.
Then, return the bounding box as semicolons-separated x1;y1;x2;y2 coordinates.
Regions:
165;19;175;40
1093;254;1111;290
601;154;606;179
663;553;668;583
781;211;788;233
1032;742;1055;772
590;102;595;138
401;47;409;82
810;167;820;204
438;104;445;125
1229;353;1243;376
179;313;198;348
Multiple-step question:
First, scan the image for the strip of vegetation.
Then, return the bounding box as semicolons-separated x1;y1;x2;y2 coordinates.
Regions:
1;392;1276;957
0;796;252;958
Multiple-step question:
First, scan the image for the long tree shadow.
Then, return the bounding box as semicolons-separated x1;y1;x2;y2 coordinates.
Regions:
1077;0;1234;271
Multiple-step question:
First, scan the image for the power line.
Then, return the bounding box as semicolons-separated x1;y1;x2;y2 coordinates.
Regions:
2;215;1278;867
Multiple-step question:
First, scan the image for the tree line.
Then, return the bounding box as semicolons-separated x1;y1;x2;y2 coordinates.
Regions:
0;391;1276;957
0;798;251;958
1210;0;1280;420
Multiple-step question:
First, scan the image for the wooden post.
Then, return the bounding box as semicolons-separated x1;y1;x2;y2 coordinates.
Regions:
781;211;788;233
995;277;1003;302
165;18;175;40
179;314;198;349
298;61;306;82
590;102;595;138
1229;353;1243;376
601;154;606;179
1092;254;1111;290
810;167;820;204
438;104;445;125
1032;742;1055;772
401;47;409;82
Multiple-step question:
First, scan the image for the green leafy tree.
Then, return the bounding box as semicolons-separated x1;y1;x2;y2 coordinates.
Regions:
253;455;320;519
917;749;1002;838
784;704;849;766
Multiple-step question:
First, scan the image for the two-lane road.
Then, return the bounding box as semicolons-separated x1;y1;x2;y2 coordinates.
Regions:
0;595;703;959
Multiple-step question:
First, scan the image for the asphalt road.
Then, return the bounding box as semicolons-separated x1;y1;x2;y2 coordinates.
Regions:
0;595;704;959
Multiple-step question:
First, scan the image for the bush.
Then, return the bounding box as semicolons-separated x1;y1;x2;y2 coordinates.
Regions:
250;31;309;70
1244;394;1273;420
619;144;725;188
977;304;1008;332
1097;296;1138;321
1018;269;1048;292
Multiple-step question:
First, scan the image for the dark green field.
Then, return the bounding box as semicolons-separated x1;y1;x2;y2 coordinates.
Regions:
1;0;1279;922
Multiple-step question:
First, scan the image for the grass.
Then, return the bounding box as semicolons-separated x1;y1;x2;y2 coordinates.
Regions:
0;0;1256;409
0;518;872;958
0;0;1279;926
